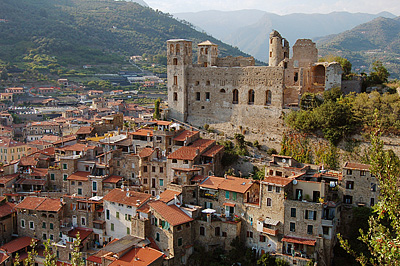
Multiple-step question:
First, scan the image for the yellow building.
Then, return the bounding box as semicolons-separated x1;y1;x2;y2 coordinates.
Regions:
0;137;27;164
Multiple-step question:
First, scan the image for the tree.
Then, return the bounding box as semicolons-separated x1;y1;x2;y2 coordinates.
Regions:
153;98;161;120
71;233;85;266
368;61;390;85
43;239;57;266
339;128;400;265
319;55;352;76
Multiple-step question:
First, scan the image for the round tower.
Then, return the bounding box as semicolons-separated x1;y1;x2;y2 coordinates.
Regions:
269;30;288;67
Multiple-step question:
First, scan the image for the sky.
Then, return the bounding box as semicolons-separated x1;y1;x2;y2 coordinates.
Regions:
144;0;400;15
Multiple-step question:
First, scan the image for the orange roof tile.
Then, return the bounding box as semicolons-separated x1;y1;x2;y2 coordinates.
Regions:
282;236;316;246
31;168;48;177
0;174;18;185
263;176;293;187
137;203;150;214
0;237;37;254
109;247;163;266
103;175;123;184
202;145;224;157
16;197;63;212
153;120;172;126
53;135;77;145
190;139;215;153
67;227;93;241
173;130;199;142
0;201;15;218
167;146;198;161
344;162;370;171
67;171;90;181
139;148;154;158
60;143;94;152
103;189;151;207
0;253;9;264
200;176;255;193
19;156;38;166
130;129;153;137
172;167;201;172
159;190;181;203
76;126;94;135
149;201;193;226
0;137;25;148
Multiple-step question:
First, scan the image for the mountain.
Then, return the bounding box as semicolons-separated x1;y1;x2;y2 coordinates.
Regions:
175;10;396;62
114;0;148;7
317;16;400;78
0;0;249;68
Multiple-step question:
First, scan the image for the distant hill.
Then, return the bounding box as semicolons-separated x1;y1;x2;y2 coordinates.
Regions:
175;10;396;62
317;17;400;78
114;0;148;7
0;0;249;68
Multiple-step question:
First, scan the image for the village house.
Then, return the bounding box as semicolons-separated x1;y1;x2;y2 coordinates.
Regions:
26;121;62;141
0;137;27;164
4;87;24;94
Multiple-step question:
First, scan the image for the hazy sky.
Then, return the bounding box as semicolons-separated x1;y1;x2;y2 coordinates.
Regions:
145;0;400;15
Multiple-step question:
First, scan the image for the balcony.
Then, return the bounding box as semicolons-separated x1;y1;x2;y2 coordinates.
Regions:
262;227;279;236
322;219;333;227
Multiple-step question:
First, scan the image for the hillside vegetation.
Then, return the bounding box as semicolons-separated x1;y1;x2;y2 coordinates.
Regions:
0;0;249;70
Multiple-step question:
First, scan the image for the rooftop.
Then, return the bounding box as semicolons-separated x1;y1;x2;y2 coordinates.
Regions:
173;130;199;142
200;175;255;193
0;237;37;254
109;246;164;266
103;188;150;208
344;162;370;171
67;171;90;181
158;189;181;203
16;197;63;212
149;201;193;226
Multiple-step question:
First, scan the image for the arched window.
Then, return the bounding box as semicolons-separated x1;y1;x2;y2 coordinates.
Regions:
267;198;272;206
248;89;255;105
173;92;178;101
220;89;226;93
200;48;204;54
232;89;238;104
173;58;178;65
205;48;208;54
266;90;272;105
170;44;174;54
176;44;180;55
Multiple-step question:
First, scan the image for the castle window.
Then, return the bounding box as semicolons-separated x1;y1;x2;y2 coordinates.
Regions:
270;51;272;57
173;58;178;65
170;44;174;54
200;48;204;54
232;89;238;104
205;48;208;54
173;92;178;101
206;80;210;86
220;89;226;93
294;72;298;82
248;89;255;105
266;90;272;105
205;92;210;101
173;76;178;85
176;44;180;55
196;92;200;101
195;81;199;86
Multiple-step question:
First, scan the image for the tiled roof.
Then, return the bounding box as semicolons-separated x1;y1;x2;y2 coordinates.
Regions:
30;121;60;126
149;201;193;226
137;203;150;214
15;178;46;186
0;201;15;218
130;129;153;137
0;174;18;184
41;135;61;143
0;237;37;254
76;126;94;135
103;175;123;184
0;137;25;148
172;167;201;172
202;145;224;157
0;253;9;264
67;227;93;241
159;190;181;203
191;175;206;183
19;156;38;167
200;176;254;193
59;143;94;152
263;176;293;187
167;146;198;161
344;162;370;171
16;197;63;212
103;189;151;207
153;120;172;126
31;168;48;177
67;171;90;181
139;148;154;158
190;139;215;153
109;247;164;266
173;130;199;141
282;236;316;246
53;135;77;145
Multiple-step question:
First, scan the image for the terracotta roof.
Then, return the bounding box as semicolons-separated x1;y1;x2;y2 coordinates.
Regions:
41;135;61;143
139;148;154;158
28;140;52;146
173;130;199;142
137;203;150;214
67;227;93;241
263;176;293;187
0;237;37;254
67;171;90;181
16;197;63;212
202;145;224;157
31;168;48;177
200;176;254;193
87;255;101;264
172;167;201;172
153;120;172;126
130;129;153;137
282;236;316;246
0;253;9;264
149;201;193;226
344;162;370;171
0;137;25;148
167;146;198;161
19;156;38;167
0;174;18;184
103;189;151;207
30;121;60;126
159;190;181;203
109;247;164;266
60;143;94;152
190;139;215;153
0;201;15;218
15;178;46;186
191;175;206;183
76;126;94;135
103;175;123;184
53;135;77;145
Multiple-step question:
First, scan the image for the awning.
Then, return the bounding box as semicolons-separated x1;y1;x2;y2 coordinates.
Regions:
281;236;316;246
265;218;280;226
223;202;235;207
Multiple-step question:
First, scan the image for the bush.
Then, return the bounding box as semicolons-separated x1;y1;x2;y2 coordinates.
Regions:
267;148;278;155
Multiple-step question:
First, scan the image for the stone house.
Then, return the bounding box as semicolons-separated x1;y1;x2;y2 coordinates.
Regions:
138;148;167;196
0;174;18;196
0;196;16;245
26;121;62;141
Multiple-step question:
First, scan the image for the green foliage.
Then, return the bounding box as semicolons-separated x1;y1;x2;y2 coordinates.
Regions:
252;166;265;180
234;133;248;156
299;92;323;110
319;55;352;76
43;239;57;266
257;253;290;266
253;140;260;149
267;148;278;156
313;142;339;170
71;233;85;266
280;133;312;164
153;98;161;120
367;60;390;86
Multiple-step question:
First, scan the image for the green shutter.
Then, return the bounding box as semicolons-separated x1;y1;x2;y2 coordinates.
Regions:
225;191;230;199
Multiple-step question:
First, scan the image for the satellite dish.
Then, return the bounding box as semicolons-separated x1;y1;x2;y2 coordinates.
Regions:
293;180;298;185
282;159;286;163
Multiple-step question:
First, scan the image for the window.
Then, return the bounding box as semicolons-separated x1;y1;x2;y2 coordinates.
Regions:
206;80;210;86
200;226;205;236
268;185;273;192
50;223;54;230
177;225;182;231
195;81;200;86
116;212;120;219
323;226;330;235
159;179;164;186
214;226;221;236
173;58;178;65
50;173;55;180
29;221;34;230
143;166;148;172
360;170;366;176
294;72;298;82
81;217;86;226
305;210;317;220
266;90;272;105
71;181;75;186
205;92;210;101
178;238;183;246
291;208;296;218
196;92;201;101
183;160;188;164
21;219;25;228
276;187;281;193
155;232;160;241
78;188;82;195
43;233;47;240
63;163;67;170
173;76;178;85
172;159;177;163
63;174;68;181
232;192;237;201
127;227;130;234
160;167;164;173
346;181;354;190
143;178;148;184
151;166;156;172
248;89;255;104
50;234;54;240
42;222;46;229
347;169;353;175
246;231;253;238
225;191;230;199
111;223;115;231
307;225;313;235
260;235;266;242
173;92;178;101
370;198;375;206
106;209;110;220
232;89;239;104
92;181;97;191
266;198;272;206
222;232;227;237
371;183;376;192
290;222;295;232
220;89;226;93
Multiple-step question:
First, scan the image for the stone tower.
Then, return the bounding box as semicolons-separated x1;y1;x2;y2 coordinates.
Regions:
268;30;289;67
167;39;193;122
197;40;218;67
